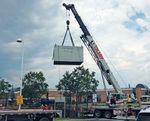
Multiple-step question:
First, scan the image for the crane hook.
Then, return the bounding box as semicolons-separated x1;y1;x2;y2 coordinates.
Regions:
66;20;70;26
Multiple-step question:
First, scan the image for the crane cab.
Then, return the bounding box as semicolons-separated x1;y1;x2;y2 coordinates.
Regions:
108;93;127;107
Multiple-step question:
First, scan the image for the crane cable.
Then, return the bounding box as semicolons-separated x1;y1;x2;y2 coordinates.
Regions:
62;10;75;46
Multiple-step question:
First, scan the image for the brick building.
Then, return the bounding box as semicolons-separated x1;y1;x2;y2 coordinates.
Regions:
44;85;149;103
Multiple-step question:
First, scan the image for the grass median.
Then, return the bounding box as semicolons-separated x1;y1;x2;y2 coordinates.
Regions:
54;118;85;121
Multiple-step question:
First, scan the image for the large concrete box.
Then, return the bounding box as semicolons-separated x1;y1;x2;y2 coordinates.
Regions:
53;44;83;65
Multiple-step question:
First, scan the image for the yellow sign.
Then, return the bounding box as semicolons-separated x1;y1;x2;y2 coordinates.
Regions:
16;96;23;105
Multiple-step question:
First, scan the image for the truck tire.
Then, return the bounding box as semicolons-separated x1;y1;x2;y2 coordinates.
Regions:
104;111;112;119
39;117;50;121
94;110;102;118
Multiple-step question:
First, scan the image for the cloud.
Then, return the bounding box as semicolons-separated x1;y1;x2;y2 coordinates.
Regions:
136;18;150;29
1;0;150;90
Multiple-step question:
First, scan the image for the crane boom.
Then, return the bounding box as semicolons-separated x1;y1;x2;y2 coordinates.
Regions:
63;3;123;94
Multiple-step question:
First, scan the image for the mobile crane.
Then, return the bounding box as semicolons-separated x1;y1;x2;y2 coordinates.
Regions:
62;3;129;118
63;3;123;95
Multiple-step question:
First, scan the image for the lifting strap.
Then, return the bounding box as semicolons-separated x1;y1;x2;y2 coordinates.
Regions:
62;20;75;46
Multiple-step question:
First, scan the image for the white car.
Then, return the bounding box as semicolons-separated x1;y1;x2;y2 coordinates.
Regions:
137;106;150;121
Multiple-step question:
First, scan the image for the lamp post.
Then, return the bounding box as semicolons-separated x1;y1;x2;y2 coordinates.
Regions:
17;38;24;110
5;90;8;108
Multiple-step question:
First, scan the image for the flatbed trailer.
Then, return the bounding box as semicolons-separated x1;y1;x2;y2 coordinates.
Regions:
0;109;62;121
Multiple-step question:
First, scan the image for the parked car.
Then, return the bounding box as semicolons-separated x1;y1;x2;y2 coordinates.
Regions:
136;106;150;121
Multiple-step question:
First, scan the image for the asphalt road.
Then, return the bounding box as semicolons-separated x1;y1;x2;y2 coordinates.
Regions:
80;118;135;121
55;118;136;121
79;119;129;121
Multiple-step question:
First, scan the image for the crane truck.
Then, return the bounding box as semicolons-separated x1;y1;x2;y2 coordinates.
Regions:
62;3;141;118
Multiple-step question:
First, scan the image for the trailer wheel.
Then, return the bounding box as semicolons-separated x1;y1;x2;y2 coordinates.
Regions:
39;117;50;121
94;110;102;118
104;111;112;119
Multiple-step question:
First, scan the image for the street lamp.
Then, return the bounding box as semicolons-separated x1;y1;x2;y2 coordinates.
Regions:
17;38;24;110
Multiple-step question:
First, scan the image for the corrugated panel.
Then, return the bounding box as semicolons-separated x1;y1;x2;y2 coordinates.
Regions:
53;44;83;65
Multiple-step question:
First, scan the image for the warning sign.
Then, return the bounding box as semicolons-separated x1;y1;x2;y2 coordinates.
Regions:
16;96;23;105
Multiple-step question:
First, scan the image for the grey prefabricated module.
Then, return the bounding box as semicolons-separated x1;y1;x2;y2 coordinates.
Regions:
53;45;83;65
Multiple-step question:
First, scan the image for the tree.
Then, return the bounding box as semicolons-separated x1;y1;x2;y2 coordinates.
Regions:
0;78;12;107
56;66;99;117
0;78;11;93
0;78;11;97
22;72;48;101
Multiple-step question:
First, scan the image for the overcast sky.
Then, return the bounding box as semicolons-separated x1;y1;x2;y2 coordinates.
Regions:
0;0;150;90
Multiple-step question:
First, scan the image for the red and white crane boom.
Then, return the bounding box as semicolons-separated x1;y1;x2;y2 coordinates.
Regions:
63;3;123;94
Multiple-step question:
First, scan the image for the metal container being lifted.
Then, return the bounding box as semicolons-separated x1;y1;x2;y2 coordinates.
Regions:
53;44;83;65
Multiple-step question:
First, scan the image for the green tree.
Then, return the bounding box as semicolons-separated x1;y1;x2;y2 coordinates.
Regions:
0;79;11;93
56;66;99;117
0;78;12;104
22;72;48;101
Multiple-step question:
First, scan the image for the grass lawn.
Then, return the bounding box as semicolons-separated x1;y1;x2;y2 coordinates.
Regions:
54;118;84;121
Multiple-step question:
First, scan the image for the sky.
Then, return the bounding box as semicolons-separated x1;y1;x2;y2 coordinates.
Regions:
0;0;150;90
